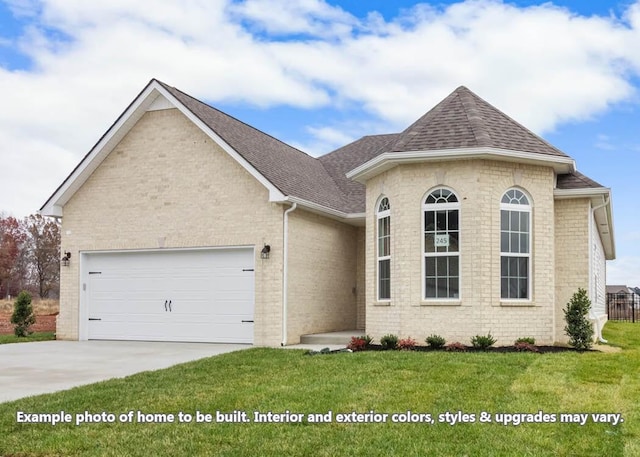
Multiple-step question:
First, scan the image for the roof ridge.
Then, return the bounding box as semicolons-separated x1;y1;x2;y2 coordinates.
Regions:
458;87;492;147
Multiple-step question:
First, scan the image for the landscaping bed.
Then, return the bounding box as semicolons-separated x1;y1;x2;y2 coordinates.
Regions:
0;299;58;335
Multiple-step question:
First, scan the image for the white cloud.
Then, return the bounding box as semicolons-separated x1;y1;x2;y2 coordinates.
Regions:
1;0;640;217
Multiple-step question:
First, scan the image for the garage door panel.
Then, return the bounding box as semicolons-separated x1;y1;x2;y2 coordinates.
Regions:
85;248;254;343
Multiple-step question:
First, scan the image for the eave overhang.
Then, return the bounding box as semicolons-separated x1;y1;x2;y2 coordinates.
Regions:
346;147;576;183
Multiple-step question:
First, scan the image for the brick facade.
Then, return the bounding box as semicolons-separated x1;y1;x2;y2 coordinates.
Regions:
365;159;559;345
58;108;286;346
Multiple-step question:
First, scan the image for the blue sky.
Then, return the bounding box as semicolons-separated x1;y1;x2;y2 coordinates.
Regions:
0;0;639;284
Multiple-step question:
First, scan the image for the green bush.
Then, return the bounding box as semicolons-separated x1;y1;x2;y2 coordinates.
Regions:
361;335;373;346
471;333;496;350
11;291;36;337
564;288;594;350
515;337;536;345
425;334;446;349
380;334;398;350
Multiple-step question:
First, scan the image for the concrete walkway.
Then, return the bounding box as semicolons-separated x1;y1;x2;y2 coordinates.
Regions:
0;340;249;404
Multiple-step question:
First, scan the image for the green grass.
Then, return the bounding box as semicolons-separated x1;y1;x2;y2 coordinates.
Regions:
1;322;639;456
0;332;55;344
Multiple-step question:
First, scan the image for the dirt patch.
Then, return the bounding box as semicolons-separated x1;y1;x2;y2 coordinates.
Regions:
0;299;59;315
0;313;57;335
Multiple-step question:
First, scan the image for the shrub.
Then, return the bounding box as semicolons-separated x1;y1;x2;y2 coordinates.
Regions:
564;288;594;350
380;334;399;350
515;337;536;345
471;333;496;350
514;342;539;353
11;291;36;337
347;336;368;352
397;337;417;350
361;334;373;346
425;334;446;349
445;342;466;352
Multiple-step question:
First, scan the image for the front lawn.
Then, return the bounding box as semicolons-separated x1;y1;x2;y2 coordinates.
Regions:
0;322;638;456
0;332;55;345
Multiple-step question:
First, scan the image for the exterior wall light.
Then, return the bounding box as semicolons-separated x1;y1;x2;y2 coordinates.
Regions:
61;252;71;267
261;244;271;259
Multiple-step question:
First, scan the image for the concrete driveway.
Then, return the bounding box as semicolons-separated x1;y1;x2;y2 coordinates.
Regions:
0;340;249;403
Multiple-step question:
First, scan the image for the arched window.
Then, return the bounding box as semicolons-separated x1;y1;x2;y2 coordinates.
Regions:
423;188;460;299
377;197;391;301
500;188;531;299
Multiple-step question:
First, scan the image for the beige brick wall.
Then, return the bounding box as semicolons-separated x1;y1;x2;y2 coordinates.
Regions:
365;159;557;345
58;108;285;346
554;198;590;343
286;210;358;344
356;226;366;330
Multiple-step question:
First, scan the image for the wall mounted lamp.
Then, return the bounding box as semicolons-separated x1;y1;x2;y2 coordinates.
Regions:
261;244;271;259
61;251;71;267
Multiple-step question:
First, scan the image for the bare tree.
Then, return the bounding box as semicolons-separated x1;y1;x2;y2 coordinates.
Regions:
0;215;28;298
24;214;61;299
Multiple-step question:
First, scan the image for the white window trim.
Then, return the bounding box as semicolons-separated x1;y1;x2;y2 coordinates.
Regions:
376;197;391;302
500;189;532;303
422;188;461;302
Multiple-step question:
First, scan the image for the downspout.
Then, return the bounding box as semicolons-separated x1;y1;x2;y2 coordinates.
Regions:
281;203;297;346
590;196;610;344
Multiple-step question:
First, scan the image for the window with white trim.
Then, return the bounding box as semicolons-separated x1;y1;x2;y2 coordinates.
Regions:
500;188;531;299
423;188;460;299
377;197;391;301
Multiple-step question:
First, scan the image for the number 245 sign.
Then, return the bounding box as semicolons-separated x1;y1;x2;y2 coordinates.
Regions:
434;234;450;247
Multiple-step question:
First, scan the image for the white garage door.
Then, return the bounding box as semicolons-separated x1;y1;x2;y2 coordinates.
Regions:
84;248;254;343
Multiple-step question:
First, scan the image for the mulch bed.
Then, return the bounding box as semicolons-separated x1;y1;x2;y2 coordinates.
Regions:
361;344;591;354
0;313;57;335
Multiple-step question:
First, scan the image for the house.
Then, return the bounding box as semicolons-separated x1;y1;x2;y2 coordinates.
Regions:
41;79;615;346
606;285;640;321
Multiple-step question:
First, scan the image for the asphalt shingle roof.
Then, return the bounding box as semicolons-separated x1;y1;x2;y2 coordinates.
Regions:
158;81;349;212
390;86;569;157
159;80;605;214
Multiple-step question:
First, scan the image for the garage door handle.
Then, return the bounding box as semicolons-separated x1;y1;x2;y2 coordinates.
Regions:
164;300;168;312
242;320;254;323
168;300;172;312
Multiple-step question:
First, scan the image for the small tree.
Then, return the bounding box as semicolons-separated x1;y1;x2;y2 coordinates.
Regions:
564;288;594;350
11;290;36;337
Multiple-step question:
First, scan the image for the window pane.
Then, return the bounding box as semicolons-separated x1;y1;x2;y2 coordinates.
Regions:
436;257;447;276
501;232;509;252
509;277;518;298
520;212;529;232
519;278;528;299
425;211;434;230
449;277;459;298
501;278;509;298
449;210;459;230
509;257;518;276
500;210;509;230
510;233;519;253
437;278;448;297
425;278;436;297
425;257;435;276
379;259;390;300
425;233;435;252
449;256;459;276
510;211;519;231
520;233;528;254
449;231;460;252
519;257;528;276
436;211;447;231
501;257;509;276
